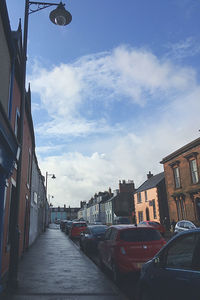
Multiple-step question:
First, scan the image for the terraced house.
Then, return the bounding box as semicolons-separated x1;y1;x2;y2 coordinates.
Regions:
161;137;200;226
134;172;169;227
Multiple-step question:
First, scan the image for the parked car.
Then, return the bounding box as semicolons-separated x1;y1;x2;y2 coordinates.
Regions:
65;220;73;235
60;220;68;231
98;225;166;282
69;222;87;239
113;216;130;225
79;225;108;254
139;221;165;235
54;219;60;224
137;229;200;300
174;220;196;234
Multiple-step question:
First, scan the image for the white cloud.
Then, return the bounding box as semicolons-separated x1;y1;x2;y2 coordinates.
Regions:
166;37;200;60
31;45;200;207
30;45;197;138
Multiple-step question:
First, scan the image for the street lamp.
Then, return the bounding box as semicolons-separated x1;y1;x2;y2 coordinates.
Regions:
45;172;56;198
8;0;71;289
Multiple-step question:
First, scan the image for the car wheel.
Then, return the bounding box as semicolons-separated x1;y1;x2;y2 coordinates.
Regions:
112;263;121;283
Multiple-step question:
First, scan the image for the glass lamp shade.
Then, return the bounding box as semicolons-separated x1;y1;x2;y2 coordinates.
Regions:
49;3;72;26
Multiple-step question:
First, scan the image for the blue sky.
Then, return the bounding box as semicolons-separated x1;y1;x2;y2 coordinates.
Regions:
6;0;200;207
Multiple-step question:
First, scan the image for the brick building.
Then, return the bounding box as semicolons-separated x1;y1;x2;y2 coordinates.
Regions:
160;137;200;226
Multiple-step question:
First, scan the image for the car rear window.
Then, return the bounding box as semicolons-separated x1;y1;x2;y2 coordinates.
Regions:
73;223;87;228
90;226;107;234
120;228;162;242
149;222;159;226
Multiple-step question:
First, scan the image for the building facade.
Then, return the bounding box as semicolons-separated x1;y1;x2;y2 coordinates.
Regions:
134;172;169;227
50;206;79;223
0;1;21;287
161;138;200;226
0;1;47;289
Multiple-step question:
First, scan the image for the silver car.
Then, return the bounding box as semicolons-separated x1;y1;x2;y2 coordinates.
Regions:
175;220;196;233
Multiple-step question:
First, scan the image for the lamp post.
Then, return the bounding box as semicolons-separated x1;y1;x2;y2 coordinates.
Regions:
45;172;56;199
8;1;71;289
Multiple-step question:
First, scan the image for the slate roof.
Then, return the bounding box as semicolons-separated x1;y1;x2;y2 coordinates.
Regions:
136;172;165;193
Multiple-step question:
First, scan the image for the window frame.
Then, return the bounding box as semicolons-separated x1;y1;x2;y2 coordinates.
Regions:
14;108;20;141
173;166;181;189
189;159;199;184
137;192;142;204
161;233;200;272
144;190;148;202
138;211;143;222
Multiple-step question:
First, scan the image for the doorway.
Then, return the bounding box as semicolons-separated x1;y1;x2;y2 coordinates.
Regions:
146;207;150;221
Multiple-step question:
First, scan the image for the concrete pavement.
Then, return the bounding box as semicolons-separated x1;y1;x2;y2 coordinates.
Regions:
1;226;128;300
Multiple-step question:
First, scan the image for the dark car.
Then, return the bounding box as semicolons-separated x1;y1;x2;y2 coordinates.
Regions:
113;216;130;225
65;221;73;235
98;225;165;282
60;220;68;231
137;229;200;300
79;225;108;254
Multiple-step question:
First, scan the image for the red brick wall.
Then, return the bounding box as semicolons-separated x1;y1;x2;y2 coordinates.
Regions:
163;143;200;225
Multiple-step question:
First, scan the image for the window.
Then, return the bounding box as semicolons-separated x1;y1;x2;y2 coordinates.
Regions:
145;190;148;202
138;211;143;222
176;200;181;220
27;149;31;187
190;159;199;184
165;233;200;271
120;228;161;242
152;199;157;219
73;223;86;227
14;109;20;141
137;192;142;203
173;167;181;188
33;192;38;204
180;199;186;219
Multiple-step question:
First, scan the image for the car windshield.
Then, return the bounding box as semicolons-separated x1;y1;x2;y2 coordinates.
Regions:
90;226;107;234
120;228;162;242
73;223;86;227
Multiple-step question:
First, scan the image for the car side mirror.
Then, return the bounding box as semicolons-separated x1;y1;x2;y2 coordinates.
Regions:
154;257;160;265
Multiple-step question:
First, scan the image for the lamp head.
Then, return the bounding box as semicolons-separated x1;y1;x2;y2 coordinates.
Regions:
52;174;56;179
49;2;72;26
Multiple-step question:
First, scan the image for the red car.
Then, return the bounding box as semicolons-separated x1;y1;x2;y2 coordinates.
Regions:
98;225;166;282
69;222;87;239
139;221;166;234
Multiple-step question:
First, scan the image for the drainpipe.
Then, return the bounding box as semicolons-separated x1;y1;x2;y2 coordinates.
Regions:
0;174;6;292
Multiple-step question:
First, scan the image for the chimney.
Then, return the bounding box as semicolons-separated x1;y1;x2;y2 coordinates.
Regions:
108;187;112;195
147;171;153;179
